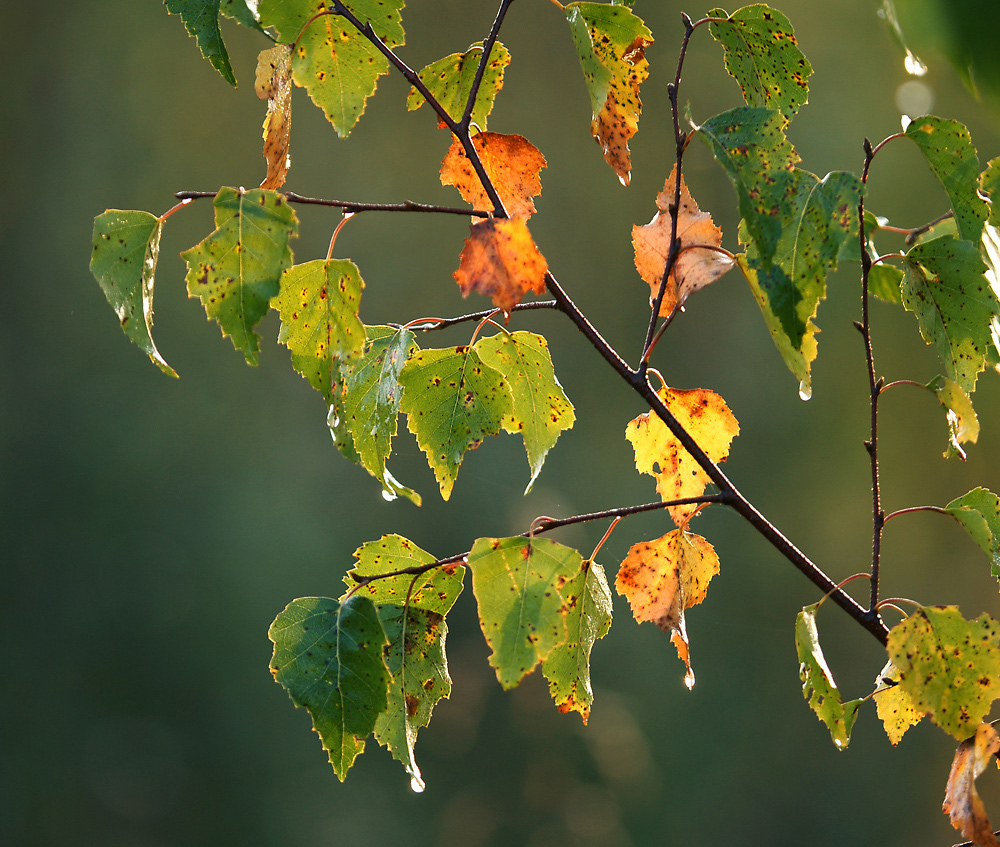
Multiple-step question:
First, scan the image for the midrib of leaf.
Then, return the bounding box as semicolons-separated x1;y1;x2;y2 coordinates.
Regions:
442;349;476;459
510;337;540;429
788;176;821;290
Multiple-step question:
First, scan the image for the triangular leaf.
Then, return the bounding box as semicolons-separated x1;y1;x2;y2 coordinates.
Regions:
407;41;510;130
925;375;980;459
943;487;1000;581
181;187;298;365
164;0;237;87
873;659;925;745
91;210;177;377
398;346;512;500
269;594;390;780
255;43;294;190
474;330;575;494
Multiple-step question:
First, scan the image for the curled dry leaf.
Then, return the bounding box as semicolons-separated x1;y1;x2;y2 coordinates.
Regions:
633;165;735;316
615;528;720;689
943;722;1000;847
453;218;548;314
255;43;293;190
441;132;547;219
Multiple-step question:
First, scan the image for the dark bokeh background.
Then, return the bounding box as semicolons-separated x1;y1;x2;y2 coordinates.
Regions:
4;1;1000;844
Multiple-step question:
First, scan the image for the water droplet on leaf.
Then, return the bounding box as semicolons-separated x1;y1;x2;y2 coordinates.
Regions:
798;381;812;401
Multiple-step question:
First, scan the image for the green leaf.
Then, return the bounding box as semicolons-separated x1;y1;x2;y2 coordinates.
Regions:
181;187;298;365
901;234;998;394
905;116;989;244
398;346;512;501
90;210;177;378
474;331;575;494
981;157;1000;227
407;41;510;131
925;375;980;459
221;0;267;33
258;0;405;137
342;326;421;505
540;559;612;724
887;605;1000;740
344;535;464;790
164;0;237;87
327;397;362;464
469;537;582;689
269;594;390;780
693;106;799;270
869;263;904;304
943;487;1000;581
795;602;862;749
275;259;366;404
564;1;653;185
707;5;812;123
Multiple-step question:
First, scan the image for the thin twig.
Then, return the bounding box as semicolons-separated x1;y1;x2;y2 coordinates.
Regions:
173;189;490;217
883;505;950;524
459;0;517;132
390;300;559;332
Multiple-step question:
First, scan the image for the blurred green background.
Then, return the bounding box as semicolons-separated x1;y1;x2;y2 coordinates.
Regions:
5;1;1000;844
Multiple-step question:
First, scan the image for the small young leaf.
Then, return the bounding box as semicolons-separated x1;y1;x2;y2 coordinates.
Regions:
564;1;653;185
541;559;612;723
925;375;980;459
255;43;293;190
91;210;177;377
625;386;739;527
407;41;511;130
181;187;298;365
943;722;1000;847
275;259;366;404
269;594;390;781
873;659;925;745
943;487;1000;581
453;218;549;314
474;330;575;494
887;605;1000;740
901;234;999;394
616;529;720;689
469;537;581;689
164;0;238;87
398;346;512;501
632;165;735;316
906;116;989;244
707;5;812;123
258;0;405;137
868;262;904;304
440;132;547;220
795;602;862;749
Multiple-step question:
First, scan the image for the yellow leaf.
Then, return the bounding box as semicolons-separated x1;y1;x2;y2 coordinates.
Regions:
591;36;651;186
453;218;548;314
943;722;1000;847
872;659;925;746
625;386;739;526
255;44;293;190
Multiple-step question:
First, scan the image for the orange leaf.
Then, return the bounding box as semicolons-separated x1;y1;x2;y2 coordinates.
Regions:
632;165;735;316
625;387;739;527
255;44;293;190
441;132;547;220
454;219;548;314
615;528;720;689
943;722;1000;847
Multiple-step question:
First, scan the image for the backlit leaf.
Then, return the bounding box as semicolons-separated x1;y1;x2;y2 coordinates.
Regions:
632;165;735;316
925;375;979;459
980;224;1000;373
795;602;862;749
407;41;510;130
943;722;1000;847
873;659;925;745
708;5;812;122
616;529;720;689
625;386;739;527
344;535;464;791
164;0;237;87
869;262;904;304
181;187;298;365
255;43;293;190
906;116;989;244
469;537;581;689
474;331;575;494
453;218;549;314
398;346;512;501
541;559;612;723
887;605;1000;740
981;157;1000;228
902;235;999;394
90;210;177;378
269;594;390;780
275;259;365;404
221;0;266;32
564;1;653;185
943;487;1000;582
440;132;547;220
258;0;405;137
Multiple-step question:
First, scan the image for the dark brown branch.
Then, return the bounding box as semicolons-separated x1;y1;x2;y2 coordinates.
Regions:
392;300;559;332
459;0;517;132
173;189;489;217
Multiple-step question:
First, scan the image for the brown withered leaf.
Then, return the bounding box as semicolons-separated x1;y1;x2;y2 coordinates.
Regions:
441;132;546;220
255;43;293;190
632;165;735;316
454;218;548;314
625;386;739;527
615;529;720;689
943;722;1000;847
